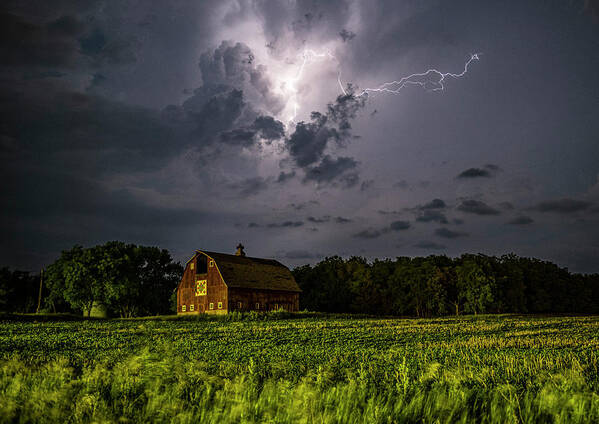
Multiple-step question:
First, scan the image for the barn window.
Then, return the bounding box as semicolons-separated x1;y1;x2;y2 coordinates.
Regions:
218;302;223;309
274;303;279;311
196;255;207;274
182;305;186;312
255;303;260;310
190;263;194;270
237;301;242;309
209;303;214;310
209;260;214;267
190;304;194;312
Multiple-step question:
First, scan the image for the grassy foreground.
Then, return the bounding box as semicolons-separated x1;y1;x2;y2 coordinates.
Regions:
0;314;598;423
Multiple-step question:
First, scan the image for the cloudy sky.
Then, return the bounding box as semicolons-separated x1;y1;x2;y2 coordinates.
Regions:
2;0;599;273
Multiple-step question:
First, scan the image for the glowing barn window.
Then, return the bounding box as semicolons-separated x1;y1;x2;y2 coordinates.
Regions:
190;263;194;270
182;305;186;312
209;260;214;267
255;303;260;310
237;302;242;309
209;303;214;310
218;302;222;309
190;304;194;312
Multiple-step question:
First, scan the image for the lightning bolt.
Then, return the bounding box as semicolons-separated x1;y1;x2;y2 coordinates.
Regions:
284;50;481;122
287;49;338;121
356;53;481;96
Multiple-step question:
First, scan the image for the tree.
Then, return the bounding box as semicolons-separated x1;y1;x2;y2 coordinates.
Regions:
0;267;41;313
44;242;183;317
456;257;496;315
61;246;105;317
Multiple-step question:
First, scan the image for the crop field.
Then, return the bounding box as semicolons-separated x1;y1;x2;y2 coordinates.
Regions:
0;314;598;423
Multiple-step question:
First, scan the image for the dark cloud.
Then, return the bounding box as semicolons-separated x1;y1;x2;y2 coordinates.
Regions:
303;155;359;188
453;218;464;225
307;216;331;223
277;171;296;183
378;209;401;215
457;200;501;215
0;12;84;67
253;115;285;140
434;227;468;239
415;210;449;224
339;29;356;42
530;198;593;214
420;198;446;209
0;83;187;176
457;164;501;179
334;216;352;224
267;221;304;228
389;220;411;231
286;113;340;167
414;241;446;250
219;128;257;147
0;168;209;243
457;167;492;179
286;89;366;186
352;229;383;239
219;114;285;147
248;222;261;228
288;201;319;210
507;216;534;225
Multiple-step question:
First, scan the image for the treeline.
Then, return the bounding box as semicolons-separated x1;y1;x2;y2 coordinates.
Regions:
292;254;599;316
3;247;598;318
0;242;183;317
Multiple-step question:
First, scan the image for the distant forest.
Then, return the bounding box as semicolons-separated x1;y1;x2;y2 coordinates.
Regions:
292;254;599;316
1;245;598;317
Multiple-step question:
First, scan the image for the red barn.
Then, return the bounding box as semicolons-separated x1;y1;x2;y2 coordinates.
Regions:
176;244;301;314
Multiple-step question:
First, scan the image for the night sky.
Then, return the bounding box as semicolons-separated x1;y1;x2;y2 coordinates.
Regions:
2;1;599;273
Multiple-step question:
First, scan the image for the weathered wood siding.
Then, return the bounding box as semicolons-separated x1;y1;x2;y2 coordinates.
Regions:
228;288;299;312
177;253;228;314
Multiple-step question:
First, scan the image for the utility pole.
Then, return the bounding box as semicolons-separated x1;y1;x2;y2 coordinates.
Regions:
36;268;43;314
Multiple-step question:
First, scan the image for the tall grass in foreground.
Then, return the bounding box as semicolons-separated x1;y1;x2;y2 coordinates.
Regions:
0;350;598;424
0;315;598;422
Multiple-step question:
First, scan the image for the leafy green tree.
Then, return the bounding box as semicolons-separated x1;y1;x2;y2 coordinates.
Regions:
456;257;496;314
44;242;182;317
60;246;104;316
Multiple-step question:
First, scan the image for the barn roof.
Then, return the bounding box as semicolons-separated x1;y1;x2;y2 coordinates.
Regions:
197;250;301;292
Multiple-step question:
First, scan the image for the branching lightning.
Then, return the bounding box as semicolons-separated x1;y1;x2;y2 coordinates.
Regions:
357;53;481;96
282;49;481;122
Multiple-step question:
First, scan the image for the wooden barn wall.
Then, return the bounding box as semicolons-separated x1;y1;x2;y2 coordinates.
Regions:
177;253;228;314
228;288;299;312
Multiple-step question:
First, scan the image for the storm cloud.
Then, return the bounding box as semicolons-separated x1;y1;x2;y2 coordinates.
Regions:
530;199;593;214
457;200;501;216
2;0;599;273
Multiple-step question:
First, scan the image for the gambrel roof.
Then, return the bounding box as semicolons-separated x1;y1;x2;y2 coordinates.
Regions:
196;250;301;292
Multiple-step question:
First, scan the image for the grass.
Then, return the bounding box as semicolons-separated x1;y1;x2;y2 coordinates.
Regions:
0;314;598;423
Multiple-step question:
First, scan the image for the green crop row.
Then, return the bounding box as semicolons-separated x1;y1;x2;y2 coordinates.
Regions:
0;314;598;423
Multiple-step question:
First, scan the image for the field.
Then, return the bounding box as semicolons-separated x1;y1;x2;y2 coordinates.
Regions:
0;313;598;423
